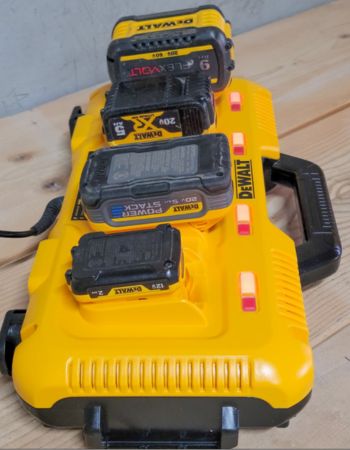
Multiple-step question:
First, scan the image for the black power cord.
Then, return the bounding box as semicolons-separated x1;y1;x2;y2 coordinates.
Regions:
0;196;64;238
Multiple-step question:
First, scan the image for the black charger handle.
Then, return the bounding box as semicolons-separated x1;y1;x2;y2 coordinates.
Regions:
269;153;341;287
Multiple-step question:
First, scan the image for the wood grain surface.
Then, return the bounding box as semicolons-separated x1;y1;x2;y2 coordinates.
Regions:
0;1;349;448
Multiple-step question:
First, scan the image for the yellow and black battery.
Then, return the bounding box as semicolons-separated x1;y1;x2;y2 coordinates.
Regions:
65;224;184;303
107;5;234;91
79;133;232;231
101;72;214;143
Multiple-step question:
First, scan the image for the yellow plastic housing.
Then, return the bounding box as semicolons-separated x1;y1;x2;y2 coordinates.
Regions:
112;7;232;40
12;78;313;412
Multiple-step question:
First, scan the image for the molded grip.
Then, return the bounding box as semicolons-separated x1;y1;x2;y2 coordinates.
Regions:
270;153;341;287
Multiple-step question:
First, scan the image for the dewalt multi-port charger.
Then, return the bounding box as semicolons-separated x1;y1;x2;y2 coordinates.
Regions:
0;5;341;449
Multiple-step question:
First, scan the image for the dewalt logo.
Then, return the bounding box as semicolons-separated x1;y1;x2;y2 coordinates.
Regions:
234;160;255;199
137;18;193;31
132;113;163;140
115;286;142;295
173;203;199;212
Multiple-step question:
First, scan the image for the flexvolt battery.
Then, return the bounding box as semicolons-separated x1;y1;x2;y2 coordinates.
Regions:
107;5;234;91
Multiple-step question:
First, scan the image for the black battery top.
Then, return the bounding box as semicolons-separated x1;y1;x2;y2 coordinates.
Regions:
101;73;214;141
66;224;181;297
80;133;231;209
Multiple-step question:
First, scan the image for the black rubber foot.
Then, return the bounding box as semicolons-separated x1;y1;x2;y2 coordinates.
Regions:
0;309;26;376
83;404;239;449
277;420;290;428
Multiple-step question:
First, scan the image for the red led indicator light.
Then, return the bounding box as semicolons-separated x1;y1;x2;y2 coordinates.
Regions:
230;92;242;111
242;296;257;312
236;204;251;235
232;132;245;155
240;272;257;312
238;223;251;235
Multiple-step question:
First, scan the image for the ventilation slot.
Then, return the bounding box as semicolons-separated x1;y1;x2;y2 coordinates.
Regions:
180;108;202;136
132;35;196;51
272;249;308;340
253;90;277;137
66;357;251;394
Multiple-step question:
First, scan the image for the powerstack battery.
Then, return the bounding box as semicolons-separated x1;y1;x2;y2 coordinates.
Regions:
101;73;215;143
107;5;234;91
65;224;183;303
79;133;233;230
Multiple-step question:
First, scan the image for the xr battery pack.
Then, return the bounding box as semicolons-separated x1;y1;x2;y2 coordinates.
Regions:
107;5;234;91
101;73;214;142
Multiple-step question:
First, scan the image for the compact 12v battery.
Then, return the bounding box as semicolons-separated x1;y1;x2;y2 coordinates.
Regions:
107;5;234;91
79;133;233;230
65;224;183;302
101;73;214;143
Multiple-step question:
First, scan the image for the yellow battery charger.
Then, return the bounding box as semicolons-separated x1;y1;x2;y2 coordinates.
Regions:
0;5;341;450
0;77;340;449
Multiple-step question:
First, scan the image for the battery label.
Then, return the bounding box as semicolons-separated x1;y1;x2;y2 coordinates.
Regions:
119;47;218;83
108;109;182;142
87;281;169;299
110;195;204;222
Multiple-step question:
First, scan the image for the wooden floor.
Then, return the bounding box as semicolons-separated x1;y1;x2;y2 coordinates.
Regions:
0;0;349;447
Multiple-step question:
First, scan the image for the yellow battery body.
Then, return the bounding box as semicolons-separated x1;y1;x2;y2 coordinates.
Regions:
107;5;235;91
7;78;313;448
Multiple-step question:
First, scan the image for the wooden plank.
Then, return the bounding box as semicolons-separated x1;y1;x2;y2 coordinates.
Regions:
235;0;350;136
280;106;350;346
239;325;350;448
0;87;95;266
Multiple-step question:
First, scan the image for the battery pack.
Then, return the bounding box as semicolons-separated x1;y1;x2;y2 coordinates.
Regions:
79;133;233;230
101;73;214;143
107;5;234;91
65;224;182;302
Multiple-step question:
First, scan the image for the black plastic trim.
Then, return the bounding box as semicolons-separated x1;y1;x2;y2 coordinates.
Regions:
69;105;84;137
0;309;26;376
21;392;311;449
268;153;342;286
